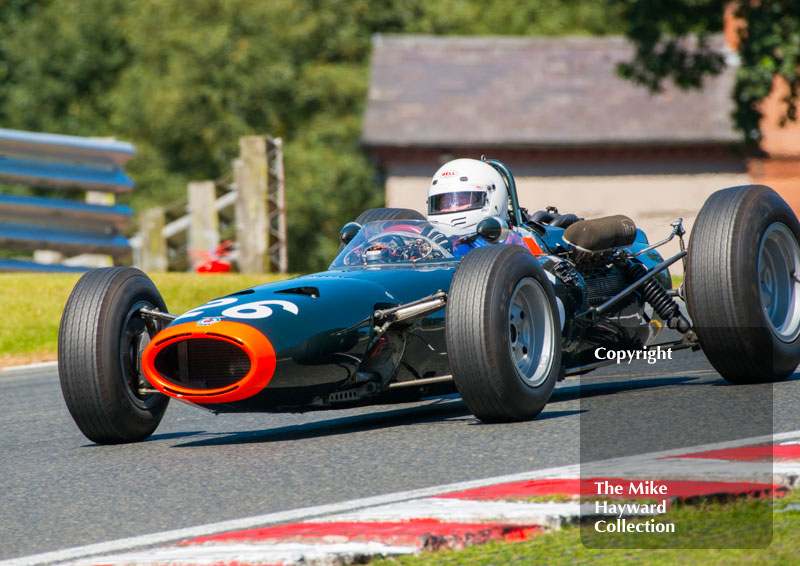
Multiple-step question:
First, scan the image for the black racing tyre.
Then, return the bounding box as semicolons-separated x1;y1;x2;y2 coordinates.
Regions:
58;267;169;444
354;207;425;225
339;208;426;252
446;245;562;422
685;185;800;383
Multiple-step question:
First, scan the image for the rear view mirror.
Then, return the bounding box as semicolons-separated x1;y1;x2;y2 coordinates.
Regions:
339;222;362;246
476;216;509;243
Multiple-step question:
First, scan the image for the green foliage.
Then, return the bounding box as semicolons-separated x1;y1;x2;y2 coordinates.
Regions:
0;0;622;272
615;0;800;150
735;2;800;144
4;1;797;269
616;1;727;90
1;0;133;134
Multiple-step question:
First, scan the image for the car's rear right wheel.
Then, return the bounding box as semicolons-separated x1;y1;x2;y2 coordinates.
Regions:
685;185;800;383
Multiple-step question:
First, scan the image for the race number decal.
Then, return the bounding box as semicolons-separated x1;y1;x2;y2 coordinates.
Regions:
177;298;299;320
221;300;299;319
178;297;238;319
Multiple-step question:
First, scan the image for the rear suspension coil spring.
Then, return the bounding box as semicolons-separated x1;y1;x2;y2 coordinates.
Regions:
625;262;690;333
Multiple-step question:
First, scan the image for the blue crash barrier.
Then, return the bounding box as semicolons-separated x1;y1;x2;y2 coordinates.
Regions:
0;128;136;271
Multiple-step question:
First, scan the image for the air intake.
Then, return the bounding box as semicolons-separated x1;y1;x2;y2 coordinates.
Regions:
153;337;251;390
142;320;277;404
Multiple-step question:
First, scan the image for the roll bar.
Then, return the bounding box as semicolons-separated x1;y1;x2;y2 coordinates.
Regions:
483;158;523;227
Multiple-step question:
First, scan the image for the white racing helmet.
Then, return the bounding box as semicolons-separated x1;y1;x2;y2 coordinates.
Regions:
427;158;509;229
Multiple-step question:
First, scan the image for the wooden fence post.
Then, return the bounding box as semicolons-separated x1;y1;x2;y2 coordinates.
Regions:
234;136;268;274
140;206;167;272
81;191;116;267
188;180;219;268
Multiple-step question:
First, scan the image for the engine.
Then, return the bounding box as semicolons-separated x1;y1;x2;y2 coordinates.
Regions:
558;215;638;308
581;264;630;307
561;214;689;331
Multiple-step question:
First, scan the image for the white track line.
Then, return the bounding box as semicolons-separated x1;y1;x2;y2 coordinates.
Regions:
585;429;800;467
5;430;800;566
63;542;417;566
0;361;57;374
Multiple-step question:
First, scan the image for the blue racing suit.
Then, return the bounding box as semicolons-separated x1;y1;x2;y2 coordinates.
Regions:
452;230;526;257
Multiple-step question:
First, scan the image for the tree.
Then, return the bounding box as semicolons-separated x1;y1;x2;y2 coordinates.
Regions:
0;0;624;272
616;0;800;150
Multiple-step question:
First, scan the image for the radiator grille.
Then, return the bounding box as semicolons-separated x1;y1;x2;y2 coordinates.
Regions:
153;338;251;390
585;272;629;306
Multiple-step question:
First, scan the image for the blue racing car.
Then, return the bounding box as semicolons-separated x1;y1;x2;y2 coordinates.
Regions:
57;159;800;444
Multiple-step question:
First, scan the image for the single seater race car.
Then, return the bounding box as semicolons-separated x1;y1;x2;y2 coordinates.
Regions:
58;159;800;444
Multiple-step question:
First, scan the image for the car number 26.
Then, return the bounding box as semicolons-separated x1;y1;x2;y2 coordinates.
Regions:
177;297;299;320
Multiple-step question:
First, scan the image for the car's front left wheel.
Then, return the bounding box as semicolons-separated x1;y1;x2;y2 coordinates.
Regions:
446;245;562;422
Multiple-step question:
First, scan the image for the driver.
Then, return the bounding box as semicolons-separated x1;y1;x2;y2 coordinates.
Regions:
426;158;523;253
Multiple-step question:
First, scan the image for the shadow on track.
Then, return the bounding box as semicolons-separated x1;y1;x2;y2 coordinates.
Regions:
551;375;703;405
159;370;800;448
79;430;207;447
175;403;585;447
174;397;473;447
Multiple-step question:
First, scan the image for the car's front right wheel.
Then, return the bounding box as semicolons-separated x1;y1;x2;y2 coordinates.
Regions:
58;267;169;444
446;245;562;422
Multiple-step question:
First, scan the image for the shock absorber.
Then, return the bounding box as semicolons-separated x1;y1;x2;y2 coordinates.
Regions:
625;262;690;333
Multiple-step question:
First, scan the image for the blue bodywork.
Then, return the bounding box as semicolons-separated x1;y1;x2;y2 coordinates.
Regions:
152;217;671;413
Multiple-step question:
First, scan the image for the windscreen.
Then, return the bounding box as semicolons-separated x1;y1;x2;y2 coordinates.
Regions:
330;220;458;268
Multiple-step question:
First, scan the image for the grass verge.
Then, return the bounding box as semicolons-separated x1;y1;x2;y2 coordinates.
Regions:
0;272;292;369
373;489;800;565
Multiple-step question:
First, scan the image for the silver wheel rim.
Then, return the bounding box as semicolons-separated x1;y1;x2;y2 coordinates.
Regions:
507;277;556;387
120;300;159;409
758;222;800;343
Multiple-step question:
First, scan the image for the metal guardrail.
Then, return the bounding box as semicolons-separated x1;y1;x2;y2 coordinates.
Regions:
0;258;89;273
0;128;136;271
0;128;135;192
0;193;133;229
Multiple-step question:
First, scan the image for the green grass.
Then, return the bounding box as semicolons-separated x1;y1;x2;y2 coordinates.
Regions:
0;272;293;365
521;494;578;503
372;490;800;565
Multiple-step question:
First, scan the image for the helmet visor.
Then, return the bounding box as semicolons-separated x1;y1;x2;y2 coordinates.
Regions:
429;191;487;215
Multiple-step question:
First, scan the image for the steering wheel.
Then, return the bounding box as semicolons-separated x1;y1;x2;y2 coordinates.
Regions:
379;230;435;261
342;230;448;265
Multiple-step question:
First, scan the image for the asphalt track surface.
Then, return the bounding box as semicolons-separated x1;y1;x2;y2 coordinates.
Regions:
2;352;799;560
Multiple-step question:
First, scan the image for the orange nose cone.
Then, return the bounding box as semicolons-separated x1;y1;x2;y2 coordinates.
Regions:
142;320;276;404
